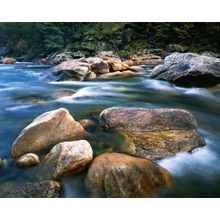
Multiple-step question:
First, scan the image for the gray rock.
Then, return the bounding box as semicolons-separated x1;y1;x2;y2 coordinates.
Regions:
0;180;61;198
150;52;220;87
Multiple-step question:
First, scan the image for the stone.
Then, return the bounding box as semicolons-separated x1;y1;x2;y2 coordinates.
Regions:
16;153;40;167
96;51;120;61
2;57;16;64
150;52;220;87
124;54;163;65
41;140;93;178
87;71;97;79
52;89;75;99
86;57;110;74
0;158;3;167
79;119;94;128
12;108;86;157
0;180;61;198
128;65;145;72
86;153;172;198
50;59;91;81
100;70;137;79
108;60;129;72
99;107;205;160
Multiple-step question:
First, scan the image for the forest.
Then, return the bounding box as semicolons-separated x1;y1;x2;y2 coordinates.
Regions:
0;22;220;60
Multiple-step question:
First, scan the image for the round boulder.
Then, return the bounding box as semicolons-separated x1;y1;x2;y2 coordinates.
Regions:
41;140;93;178
86;153;172;198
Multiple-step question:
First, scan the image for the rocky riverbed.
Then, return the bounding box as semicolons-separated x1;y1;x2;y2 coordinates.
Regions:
1;51;220;197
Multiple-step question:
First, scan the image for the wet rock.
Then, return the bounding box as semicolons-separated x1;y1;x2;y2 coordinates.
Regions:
12;108;86;157
86;153;172;198
16;153;40;167
50;59;91;81
87;57;109;74
40;51;85;64
87;71;97;79
100;70;137;79
52;89;75;99
99;107;205;160
108;60;129;72
2;57;16;64
124;54;163;65
150;52;220;87
0;180;61;198
128;65;145;72
41;140;93;178
79;119;94;128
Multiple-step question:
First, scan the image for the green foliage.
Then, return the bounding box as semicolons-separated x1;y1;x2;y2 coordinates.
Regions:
1;22;220;59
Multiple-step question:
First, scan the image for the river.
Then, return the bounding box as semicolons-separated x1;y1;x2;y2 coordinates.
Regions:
0;62;220;197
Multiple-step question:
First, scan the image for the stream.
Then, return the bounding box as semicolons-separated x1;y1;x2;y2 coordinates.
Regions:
0;62;220;197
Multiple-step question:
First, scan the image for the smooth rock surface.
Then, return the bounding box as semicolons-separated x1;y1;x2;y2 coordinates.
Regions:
16;153;40;167
86;153;172;198
2;57;16;64
12;108;85;157
41;140;93;178
99;107;205;160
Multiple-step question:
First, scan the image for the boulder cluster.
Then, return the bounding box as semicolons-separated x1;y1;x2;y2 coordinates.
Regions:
5;106;205;198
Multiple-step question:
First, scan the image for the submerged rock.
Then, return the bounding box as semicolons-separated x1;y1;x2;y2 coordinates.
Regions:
0;180;61;198
16;153;40;167
40;140;93;178
12;108;86;157
150;52;220;87
79;119;94;128
0;158;3;167
52;89;76;99
2;57;16;64
99;107;205;160
86;153;172;198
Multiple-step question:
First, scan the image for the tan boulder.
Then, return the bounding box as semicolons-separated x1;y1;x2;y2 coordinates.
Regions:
108;60;129;72
12;108;86;157
99;107;206;160
2;57;16;64
86;153;172;198
86;57;109;74
16;153;40;167
41;140;93;178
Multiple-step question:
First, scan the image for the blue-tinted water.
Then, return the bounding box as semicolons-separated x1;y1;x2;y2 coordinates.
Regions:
1;63;220;197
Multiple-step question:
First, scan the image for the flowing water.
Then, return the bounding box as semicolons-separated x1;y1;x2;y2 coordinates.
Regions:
0;63;220;198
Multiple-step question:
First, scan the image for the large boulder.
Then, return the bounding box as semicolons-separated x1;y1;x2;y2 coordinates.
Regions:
16;153;40;167
150;52;220;87
40;140;93;178
2;57;16;64
86;153;172;198
0;180;61;198
99;107;205;160
12;108;86;157
49;59;91;81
